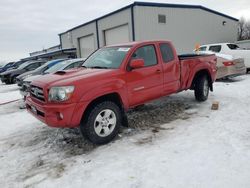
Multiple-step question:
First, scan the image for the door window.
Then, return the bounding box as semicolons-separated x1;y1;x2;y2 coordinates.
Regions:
131;45;157;67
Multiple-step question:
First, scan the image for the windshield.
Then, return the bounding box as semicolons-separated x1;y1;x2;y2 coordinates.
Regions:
83;47;131;69
44;60;69;74
35;59;62;72
17;61;33;69
227;44;240;50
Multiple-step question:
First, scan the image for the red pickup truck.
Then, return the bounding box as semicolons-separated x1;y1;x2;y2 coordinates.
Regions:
26;41;217;144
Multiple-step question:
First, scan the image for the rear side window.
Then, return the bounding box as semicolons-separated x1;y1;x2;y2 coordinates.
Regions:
209;45;221;52
227;44;240;50
131;45;157;67
160;43;175;63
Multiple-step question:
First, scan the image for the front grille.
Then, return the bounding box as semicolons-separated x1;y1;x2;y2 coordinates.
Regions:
30;85;45;101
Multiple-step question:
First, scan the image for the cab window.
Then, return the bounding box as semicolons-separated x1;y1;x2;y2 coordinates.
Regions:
160;43;175;63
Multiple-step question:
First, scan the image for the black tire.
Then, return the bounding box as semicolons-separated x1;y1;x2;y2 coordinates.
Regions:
5;80;11;85
194;75;209;102
11;76;17;84
80;101;122;145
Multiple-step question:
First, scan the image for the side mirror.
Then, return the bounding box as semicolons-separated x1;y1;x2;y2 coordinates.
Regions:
130;59;144;70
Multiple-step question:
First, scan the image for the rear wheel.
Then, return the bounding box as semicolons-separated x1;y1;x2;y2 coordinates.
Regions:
194;75;209;101
80;101;122;145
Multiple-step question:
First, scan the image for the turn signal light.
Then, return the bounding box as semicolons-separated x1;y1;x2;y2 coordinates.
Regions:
223;61;235;66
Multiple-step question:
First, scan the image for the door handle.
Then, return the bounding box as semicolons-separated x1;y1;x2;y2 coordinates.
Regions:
156;69;161;74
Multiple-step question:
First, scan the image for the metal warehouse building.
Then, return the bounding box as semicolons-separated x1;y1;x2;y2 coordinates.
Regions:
59;2;238;58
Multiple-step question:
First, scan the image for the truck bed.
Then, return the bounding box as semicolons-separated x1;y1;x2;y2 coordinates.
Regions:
178;53;214;60
178;54;217;91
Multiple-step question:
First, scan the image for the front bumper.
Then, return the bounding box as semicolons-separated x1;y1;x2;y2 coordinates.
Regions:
26;96;88;128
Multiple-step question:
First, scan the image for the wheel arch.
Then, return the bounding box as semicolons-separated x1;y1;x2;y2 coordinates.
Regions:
191;69;213;91
80;92;124;124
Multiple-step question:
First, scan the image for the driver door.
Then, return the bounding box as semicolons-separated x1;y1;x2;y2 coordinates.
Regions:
126;44;163;107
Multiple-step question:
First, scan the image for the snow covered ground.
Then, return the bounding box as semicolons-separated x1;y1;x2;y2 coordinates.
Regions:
1;75;250;188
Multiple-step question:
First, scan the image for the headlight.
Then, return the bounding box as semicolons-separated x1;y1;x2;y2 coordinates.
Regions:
49;86;75;102
23;81;31;91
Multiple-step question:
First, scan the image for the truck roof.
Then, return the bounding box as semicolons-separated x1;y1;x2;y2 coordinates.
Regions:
106;40;172;47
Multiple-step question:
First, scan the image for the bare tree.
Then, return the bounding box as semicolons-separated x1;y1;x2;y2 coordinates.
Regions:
238;17;245;40
245;21;250;39
238;17;250;40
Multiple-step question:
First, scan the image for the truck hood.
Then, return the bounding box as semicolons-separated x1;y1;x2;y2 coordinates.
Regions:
32;68;117;87
0;68;20;76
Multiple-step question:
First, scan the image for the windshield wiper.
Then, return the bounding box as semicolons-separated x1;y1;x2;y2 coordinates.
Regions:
89;66;108;69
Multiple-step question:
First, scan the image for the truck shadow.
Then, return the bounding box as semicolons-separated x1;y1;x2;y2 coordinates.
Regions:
23;96;194;157
1;94;197;186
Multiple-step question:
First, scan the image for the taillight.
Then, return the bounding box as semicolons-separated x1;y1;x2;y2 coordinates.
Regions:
223;61;235;66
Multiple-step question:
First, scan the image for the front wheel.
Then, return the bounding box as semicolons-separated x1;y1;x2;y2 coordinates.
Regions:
194;75;209;102
80;101;122;145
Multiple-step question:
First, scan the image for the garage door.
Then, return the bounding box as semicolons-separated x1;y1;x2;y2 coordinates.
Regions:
79;35;95;58
104;24;130;45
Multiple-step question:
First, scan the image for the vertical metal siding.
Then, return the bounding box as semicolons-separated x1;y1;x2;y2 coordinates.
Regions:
97;8;132;47
60;33;72;49
134;6;238;54
60;22;97;57
71;22;97;57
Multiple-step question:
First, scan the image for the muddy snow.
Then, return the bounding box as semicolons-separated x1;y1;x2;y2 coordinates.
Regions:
0;75;250;188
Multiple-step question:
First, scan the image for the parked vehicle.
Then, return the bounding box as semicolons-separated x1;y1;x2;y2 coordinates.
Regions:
26;41;217;144
10;60;26;70
0;62;15;74
197;51;246;79
16;59;66;87
0;60;45;84
20;58;85;98
197;43;250;71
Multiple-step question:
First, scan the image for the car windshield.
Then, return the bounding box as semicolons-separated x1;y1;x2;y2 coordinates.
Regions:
83;46;131;69
227;44;240;50
17;61;33;69
35;59;62;72
44;60;72;74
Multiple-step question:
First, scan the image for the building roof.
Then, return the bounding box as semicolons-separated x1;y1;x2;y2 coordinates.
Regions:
58;1;239;35
21;48;76;61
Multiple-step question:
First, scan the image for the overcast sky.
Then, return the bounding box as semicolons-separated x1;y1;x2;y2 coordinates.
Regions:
1;0;250;63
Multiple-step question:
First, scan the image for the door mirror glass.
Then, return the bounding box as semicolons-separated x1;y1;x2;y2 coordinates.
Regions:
130;59;144;69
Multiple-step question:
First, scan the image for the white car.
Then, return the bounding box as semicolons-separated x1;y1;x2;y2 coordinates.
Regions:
197;43;250;71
